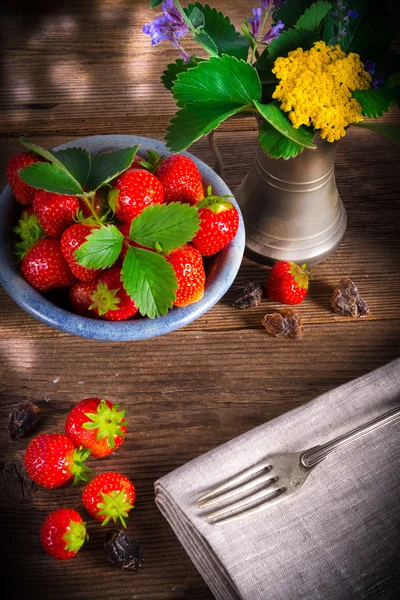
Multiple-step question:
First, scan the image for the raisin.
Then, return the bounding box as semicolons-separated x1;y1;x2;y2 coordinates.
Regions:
330;278;370;318
262;309;304;339
233;282;263;309
104;528;143;571
8;400;40;440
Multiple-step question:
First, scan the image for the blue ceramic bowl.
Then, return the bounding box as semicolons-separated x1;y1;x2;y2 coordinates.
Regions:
0;135;245;341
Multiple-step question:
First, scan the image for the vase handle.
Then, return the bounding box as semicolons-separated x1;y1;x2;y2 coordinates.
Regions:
207;131;224;178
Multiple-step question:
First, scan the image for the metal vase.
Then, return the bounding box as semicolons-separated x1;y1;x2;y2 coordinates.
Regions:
234;137;347;265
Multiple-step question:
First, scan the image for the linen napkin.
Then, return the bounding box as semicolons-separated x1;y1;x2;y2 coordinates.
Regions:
155;358;400;600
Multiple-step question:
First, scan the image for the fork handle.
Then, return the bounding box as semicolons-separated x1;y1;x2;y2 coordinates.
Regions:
300;405;400;468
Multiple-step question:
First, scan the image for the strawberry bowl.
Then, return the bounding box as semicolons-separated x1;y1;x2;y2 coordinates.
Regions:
0;134;245;341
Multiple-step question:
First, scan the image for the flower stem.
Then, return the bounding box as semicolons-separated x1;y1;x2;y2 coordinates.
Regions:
250;9;270;64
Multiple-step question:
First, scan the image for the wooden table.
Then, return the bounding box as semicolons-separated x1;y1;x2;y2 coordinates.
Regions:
1;2;399;599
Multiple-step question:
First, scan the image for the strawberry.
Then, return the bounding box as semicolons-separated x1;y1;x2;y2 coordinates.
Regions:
192;189;239;256
79;191;104;220
166;244;206;307
89;266;139;321
266;261;310;305
108;168;164;224
155;154;204;205
40;508;87;560
69;282;97;317
13;208;44;259
6;151;42;205
65;398;127;457
24;433;91;489
82;472;136;526
33;189;80;237
61;223;102;283
21;238;77;292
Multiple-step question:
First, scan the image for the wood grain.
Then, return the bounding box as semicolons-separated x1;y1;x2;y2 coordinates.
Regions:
0;2;399;599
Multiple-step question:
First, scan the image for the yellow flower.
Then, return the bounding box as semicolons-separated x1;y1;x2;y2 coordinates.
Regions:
272;41;372;142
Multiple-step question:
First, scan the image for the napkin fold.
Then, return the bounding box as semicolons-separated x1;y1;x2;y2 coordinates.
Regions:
155;358;400;600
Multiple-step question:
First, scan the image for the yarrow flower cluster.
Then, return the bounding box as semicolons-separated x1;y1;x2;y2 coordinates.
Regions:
272;41;372;142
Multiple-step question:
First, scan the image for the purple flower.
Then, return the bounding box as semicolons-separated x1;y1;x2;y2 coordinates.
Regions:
372;73;385;88
364;60;376;76
262;20;284;44
260;0;274;9
143;0;188;49
347;9;358;18
248;8;263;38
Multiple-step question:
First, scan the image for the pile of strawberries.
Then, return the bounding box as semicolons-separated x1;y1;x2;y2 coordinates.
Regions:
7;142;239;321
23;397;137;561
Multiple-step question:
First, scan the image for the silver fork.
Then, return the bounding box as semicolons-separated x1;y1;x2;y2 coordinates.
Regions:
197;406;400;524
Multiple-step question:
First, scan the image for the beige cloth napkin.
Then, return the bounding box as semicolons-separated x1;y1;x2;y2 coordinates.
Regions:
155;358;400;600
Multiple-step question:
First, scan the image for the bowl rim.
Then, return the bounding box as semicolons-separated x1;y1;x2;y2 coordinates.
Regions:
0;134;245;341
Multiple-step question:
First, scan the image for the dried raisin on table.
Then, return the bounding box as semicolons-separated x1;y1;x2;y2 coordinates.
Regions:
8;400;40;440
104;529;143;571
262;309;304;339
330;278;370;318
233;282;263;309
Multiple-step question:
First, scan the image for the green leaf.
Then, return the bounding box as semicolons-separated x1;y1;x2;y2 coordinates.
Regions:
121;247;177;319
150;0;163;8
18;162;84;195
273;0;315;29
385;71;400;89
267;28;320;63
255;101;316;149
353;88;397;118
129;202;200;253
295;1;332;32
353;122;400;146
188;6;205;29
165;102;245;152
51;147;91;187
75;225;124;269
161;58;204;91
173;54;261;105
193;31;219;56
186;2;249;60
258;121;305;160
85;146;139;192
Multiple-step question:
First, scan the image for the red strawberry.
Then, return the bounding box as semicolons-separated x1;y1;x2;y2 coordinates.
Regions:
24;433;91;489
40;508;87;560
192;191;239;256
82;472;136;526
156;154;204;205
61;223;102;283
6;152;42;205
21;238;77;292
65;398;127;458
33;189;80;237
108;168;164;223
13;208;44;260
166;244;206;307
266;261;310;305
69;282;97;317
89;266;139;321
78;192;104;219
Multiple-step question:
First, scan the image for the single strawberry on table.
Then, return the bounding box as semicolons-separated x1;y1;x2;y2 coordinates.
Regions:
24;432;91;489
108;168;164;223
33;189;80;237
65;397;127;457
61;223;102;283
266;261;310;305
155;154;204;205
21;238;77;292
6;151;43;205
82;472;136;526
89;266;139;321
192;187;239;256
166;244;206;307
40;508;87;560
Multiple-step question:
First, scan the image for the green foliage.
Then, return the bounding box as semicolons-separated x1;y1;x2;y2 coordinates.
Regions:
18;162;84;196
193;31;219;56
85;146;139;192
354;122;400;146
295;2;332;32
51;148;91;188
150;0;163;8
267;28;320;63
353;87;398;118
273;0;315;29
258;121;305;160
161;58;203;91
75;225;124;269
188;6;205;29
255;101;316;149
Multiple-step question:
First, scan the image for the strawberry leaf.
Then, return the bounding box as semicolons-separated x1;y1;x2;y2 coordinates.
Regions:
193;31;219;56
121;246;177;319
188;6;205;29
353;87;398;118
258;120;305;160
295;1;332;32
255;101;317;149
353;122;400;146
150;0;163;7
75;224;124;269
85;146;139;192
129;202;200;253
18;162;84;195
51;147;91;187
267;28;320;62
161;58;204;91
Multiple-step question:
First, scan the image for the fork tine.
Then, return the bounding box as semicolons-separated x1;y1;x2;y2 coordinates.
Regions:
198;470;277;509
205;483;285;523
210;487;287;524
197;458;272;505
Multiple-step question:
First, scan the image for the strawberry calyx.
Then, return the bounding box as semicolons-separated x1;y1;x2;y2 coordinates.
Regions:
137;149;163;173
288;262;310;290
13;212;44;259
74;208;110;227
82;399;128;449
97;489;134;527
197;185;234;214
89;282;121;315
62;519;88;553
70;447;92;484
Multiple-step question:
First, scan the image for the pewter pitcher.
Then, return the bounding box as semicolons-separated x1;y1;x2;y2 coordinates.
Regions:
234;137;347;265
